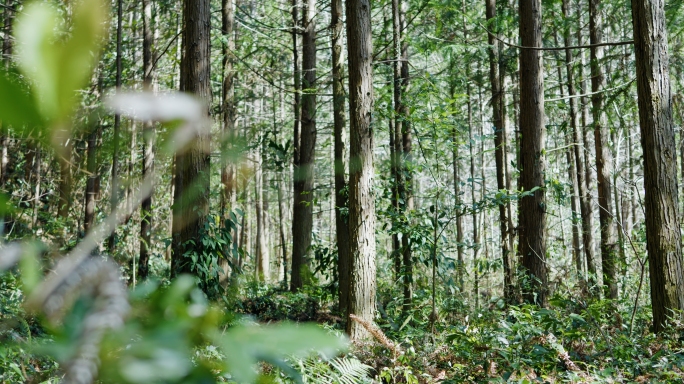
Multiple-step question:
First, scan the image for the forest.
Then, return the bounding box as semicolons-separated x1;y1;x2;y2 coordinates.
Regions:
1;0;684;382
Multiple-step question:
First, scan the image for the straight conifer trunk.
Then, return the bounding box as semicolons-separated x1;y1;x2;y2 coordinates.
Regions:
331;0;350;313
563;0;593;287
399;0;413;312
576;1;598;292
291;0;317;291
590;0;618;300
108;0;124;253
518;0;548;306
631;0;684;333
139;0;155;281
346;0;376;339
486;0;513;302
448;55;465;294
171;0;211;277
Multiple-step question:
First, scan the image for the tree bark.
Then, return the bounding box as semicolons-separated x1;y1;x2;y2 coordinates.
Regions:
331;0;350;314
575;0;598;294
255;142;269;282
590;0;618;300
84;127;99;234
631;0;684;333
108;0;124;254
139;0;155;282
291;0;317;291
399;0;413;313
345;0;376;340
518;0;548;306
221;0;237;217
393;0;412;312
171;0;211;278
486;0;514;303
449;68;465;294
562;0;595;290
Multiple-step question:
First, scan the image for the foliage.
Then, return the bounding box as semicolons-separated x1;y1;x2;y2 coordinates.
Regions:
181;211;241;299
238;284;322;323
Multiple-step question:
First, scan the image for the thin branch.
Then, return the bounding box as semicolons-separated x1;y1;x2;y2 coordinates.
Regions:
151;31;182;73
546;79;634;102
479;23;633;51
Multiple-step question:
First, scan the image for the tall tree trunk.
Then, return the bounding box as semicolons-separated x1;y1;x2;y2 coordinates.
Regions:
291;0;301;171
399;0;413;313
220;0;237;283
590;0;618;300
108;0;124;254
486;0;513;302
461;0;480;308
171;0;211;278
139;0;155;282
393;0;412;311
576;0;598;294
563;0;594;290
289;0;301;289
84;127;99;234
449;55;465;294
345;0;376;340
631;0;684;333
518;0;548;306
221;0;237;217
331;0;350;313
0;0;13;193
291;0;316;291
255;142;269;282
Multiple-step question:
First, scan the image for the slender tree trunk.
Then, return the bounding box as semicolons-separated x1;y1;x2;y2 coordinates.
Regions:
139;0;155;282
277;169;288;285
518;0;548;306
0;0;13;193
84;127;99;234
631;0;684;333
590;0;618;300
289;0;301;288
461;0;480;309
171;0;211;278
331;0;350;313
576;0;598;294
108;0;124;254
221;0;237;217
399;0;413;312
562;0;594;290
486;0;513;302
393;0;412;311
449;55;465;294
291;0;317;291
255;142;269;282
345;0;376;340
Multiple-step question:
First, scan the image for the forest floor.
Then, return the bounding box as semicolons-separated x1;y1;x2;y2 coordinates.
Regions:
3;275;684;383
238;284;684;383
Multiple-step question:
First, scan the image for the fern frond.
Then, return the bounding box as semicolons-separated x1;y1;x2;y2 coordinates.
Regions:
329;357;373;384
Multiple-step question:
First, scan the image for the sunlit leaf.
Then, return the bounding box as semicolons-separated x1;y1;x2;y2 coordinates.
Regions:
0;70;43;129
15;0;109;123
213;322;347;383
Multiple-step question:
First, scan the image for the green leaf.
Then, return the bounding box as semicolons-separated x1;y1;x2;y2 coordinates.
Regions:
15;0;108;123
0;70;43;129
213;322;347;383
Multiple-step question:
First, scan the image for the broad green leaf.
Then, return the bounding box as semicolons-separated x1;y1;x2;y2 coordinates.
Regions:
213;323;347;383
57;0;109;119
15;0;108;123
0;70;43;129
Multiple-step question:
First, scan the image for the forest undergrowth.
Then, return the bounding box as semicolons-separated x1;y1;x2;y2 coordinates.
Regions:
3;269;684;383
